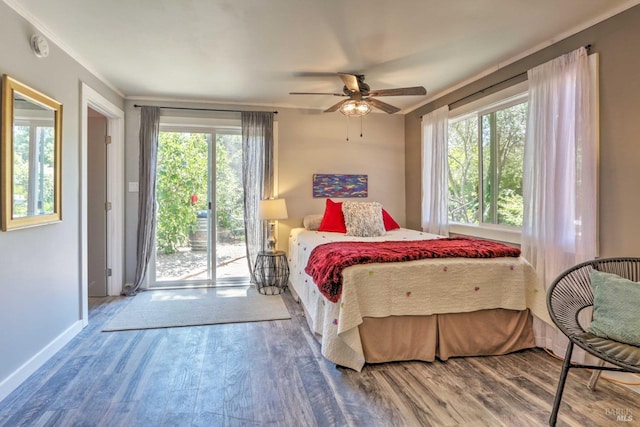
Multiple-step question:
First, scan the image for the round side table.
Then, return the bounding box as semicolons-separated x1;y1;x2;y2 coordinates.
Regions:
253;250;290;295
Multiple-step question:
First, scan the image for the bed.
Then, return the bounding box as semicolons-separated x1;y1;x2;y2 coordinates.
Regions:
288;226;549;372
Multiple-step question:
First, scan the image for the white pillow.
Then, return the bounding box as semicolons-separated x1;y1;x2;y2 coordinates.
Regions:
342;201;385;237
303;214;323;230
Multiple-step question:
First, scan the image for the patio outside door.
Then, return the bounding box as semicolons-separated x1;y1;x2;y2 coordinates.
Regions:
151;128;249;286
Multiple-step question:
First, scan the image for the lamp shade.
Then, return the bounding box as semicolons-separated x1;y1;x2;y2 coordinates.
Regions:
259;198;288;221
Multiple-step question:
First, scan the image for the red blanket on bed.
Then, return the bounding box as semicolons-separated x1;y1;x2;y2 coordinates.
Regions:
304;237;521;303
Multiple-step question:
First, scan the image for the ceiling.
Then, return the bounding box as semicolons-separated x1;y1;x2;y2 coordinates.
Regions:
6;0;639;113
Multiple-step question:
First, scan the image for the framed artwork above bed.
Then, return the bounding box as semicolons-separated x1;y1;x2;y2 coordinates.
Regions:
312;173;368;198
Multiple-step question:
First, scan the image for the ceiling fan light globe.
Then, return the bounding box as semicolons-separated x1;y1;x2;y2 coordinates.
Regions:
340;100;371;117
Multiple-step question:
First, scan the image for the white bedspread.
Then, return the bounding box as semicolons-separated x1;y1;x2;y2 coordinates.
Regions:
288;228;549;371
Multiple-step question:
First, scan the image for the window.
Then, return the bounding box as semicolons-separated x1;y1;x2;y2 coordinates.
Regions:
13;120;55;217
448;89;527;229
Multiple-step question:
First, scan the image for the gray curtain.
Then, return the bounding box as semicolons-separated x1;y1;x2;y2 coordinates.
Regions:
242;111;274;281
122;106;160;296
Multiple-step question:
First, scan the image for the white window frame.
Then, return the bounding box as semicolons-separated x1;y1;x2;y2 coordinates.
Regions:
13;119;54;216
447;81;528;244
150;116;244;287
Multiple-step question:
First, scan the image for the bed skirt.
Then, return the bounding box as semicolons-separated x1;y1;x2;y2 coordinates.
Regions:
358;308;534;364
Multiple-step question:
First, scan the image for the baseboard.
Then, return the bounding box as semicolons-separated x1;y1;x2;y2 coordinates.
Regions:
0;320;83;402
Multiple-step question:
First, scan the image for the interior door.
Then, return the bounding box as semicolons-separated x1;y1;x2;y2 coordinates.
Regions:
87;108;108;297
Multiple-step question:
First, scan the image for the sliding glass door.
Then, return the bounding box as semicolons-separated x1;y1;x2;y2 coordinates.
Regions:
151;126;249;286
212;132;247;281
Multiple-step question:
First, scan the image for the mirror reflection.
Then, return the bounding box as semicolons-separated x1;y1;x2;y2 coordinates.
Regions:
1;75;62;231
13;93;56;218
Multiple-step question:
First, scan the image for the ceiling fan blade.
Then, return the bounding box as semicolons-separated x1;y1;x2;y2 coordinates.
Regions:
338;73;360;93
292;71;341;78
289;92;345;96
368;86;427;97
367;98;401;114
324;99;349;113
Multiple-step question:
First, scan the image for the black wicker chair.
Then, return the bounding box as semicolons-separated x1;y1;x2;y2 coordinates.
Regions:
547;257;640;426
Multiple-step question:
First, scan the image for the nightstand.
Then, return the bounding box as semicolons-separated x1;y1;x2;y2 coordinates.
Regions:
253;250;290;295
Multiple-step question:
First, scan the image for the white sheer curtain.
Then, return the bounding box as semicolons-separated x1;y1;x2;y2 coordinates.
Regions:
421;105;450;236
522;47;598;359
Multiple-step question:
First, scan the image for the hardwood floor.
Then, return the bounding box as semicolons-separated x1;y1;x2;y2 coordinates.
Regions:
0;290;638;427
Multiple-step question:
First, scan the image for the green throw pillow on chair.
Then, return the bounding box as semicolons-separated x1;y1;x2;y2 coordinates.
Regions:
588;270;640;347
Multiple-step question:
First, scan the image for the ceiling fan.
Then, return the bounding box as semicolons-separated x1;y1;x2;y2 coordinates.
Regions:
289;73;427;115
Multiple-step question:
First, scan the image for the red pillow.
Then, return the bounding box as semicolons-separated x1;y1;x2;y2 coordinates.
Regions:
318;199;347;233
382;209;400;231
318;199;400;232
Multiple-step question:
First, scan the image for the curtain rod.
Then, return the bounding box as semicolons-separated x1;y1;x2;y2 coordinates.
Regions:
133;104;278;114
423;44;592;116
447;72;527;110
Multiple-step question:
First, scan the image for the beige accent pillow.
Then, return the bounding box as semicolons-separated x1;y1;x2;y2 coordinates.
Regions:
303;214;324;230
342;201;385;237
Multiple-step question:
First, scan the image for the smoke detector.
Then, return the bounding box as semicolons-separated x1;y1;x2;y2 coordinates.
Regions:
30;34;49;58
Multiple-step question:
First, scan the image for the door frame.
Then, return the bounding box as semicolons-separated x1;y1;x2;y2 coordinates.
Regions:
151;118;243;287
80;83;125;326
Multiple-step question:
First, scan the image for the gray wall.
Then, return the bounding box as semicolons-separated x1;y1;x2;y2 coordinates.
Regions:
405;5;640;258
0;2;123;393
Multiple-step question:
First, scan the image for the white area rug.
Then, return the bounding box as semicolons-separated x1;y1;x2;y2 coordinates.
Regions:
103;286;291;331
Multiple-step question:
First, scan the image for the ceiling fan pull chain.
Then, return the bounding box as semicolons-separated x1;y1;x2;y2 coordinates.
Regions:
346;116;350;142
360;115;364;138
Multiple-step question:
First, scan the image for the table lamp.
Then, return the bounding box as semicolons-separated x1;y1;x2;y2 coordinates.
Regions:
259;198;288;252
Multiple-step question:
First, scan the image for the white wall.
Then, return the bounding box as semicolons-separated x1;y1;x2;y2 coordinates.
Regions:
277;108;406;246
0;3;123;400
122;102;405;282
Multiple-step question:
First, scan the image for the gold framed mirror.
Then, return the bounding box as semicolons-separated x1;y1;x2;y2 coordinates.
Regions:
1;75;62;231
